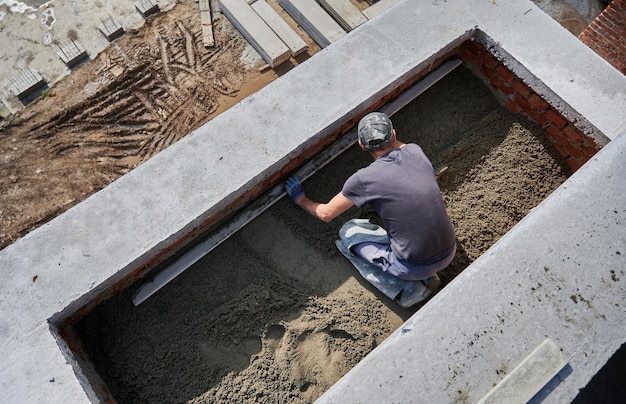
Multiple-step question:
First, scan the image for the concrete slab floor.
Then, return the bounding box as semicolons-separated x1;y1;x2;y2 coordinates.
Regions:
1;0;625;402
0;0;177;111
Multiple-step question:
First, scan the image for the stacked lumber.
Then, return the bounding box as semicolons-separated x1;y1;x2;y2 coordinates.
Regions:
279;0;346;48
251;0;307;56
317;0;367;32
219;0;291;67
199;0;215;47
362;0;398;20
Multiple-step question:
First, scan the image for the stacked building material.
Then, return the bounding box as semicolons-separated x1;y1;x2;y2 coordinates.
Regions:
135;0;160;18
279;0;346;48
318;0;367;32
7;67;46;101
199;0;215;47
219;0;291;68
362;0;398;20
251;0;308;57
98;17;124;41
57;40;88;68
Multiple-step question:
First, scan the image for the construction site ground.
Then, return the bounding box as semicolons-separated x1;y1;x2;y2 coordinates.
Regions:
0;0;332;250
2;0;619;403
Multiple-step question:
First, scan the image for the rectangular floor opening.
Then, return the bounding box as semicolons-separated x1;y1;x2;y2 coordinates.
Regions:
66;63;578;402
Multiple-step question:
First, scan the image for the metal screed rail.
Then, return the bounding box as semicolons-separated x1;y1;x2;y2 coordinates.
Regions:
131;58;463;306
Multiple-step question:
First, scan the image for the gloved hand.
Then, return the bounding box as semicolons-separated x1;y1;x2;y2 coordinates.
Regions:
285;176;305;202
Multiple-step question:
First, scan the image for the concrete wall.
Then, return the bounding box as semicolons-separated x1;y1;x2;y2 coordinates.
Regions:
1;0;625;402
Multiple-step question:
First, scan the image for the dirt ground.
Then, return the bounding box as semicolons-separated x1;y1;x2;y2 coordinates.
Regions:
0;0;327;250
75;66;572;403
1;1;576;403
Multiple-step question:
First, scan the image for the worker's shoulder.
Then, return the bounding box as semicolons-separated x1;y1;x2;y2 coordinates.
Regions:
402;142;421;151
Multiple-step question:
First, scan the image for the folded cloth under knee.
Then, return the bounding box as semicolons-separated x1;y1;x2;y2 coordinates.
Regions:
336;219;409;300
337;219;443;307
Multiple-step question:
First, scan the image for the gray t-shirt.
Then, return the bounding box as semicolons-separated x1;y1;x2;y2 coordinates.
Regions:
341;143;455;264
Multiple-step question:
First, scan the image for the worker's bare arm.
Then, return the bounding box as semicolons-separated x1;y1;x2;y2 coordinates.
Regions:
295;192;354;223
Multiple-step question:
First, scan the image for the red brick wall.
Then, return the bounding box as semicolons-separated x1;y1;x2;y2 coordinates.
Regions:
579;0;626;74
460;40;601;171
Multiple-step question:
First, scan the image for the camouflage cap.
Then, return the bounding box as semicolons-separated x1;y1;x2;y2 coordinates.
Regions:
357;112;393;150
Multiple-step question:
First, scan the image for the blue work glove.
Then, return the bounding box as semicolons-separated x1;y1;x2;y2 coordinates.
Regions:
285;176;305;202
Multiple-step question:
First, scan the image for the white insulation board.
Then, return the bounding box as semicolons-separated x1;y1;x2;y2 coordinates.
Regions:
362;0;398;20
318;0;367;31
251;0;308;56
279;0;346;48
219;0;290;67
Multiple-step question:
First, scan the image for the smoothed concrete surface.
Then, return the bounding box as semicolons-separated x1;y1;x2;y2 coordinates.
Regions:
1;0;625;401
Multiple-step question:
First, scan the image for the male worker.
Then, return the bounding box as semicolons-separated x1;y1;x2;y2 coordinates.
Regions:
285;112;456;308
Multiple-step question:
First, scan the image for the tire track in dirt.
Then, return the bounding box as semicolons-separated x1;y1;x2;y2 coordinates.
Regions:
0;2;274;250
25;11;243;162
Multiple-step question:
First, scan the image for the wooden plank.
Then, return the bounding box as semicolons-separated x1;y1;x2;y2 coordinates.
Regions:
318;0;367;31
202;24;215;48
199;0;215;47
362;0;398;20
279;0;346;48
219;0;291;67
251;0;307;56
